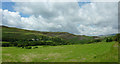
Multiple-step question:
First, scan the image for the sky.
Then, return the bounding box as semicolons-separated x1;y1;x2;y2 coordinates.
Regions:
0;1;118;36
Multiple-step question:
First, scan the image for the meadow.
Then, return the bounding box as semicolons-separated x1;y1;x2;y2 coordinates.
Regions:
1;26;119;62
2;41;118;62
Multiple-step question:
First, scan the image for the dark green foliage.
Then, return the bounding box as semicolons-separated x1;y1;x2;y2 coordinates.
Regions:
94;39;102;42
94;56;96;58
2;43;10;47
22;46;24;48
113;33;120;43
34;46;38;48
25;46;32;49
2;35;68;47
106;38;113;42
88;39;102;44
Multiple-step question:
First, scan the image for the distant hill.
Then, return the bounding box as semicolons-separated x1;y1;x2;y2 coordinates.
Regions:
99;34;116;37
1;25;96;45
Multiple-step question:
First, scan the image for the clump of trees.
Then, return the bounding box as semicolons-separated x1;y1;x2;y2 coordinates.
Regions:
2;32;120;47
2;35;71;47
94;39;102;42
105;33;120;43
25;46;32;49
113;34;120;43
88;39;102;44
106;38;113;42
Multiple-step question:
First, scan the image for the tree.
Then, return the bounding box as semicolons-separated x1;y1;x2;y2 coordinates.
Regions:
113;34;120;43
106;38;113;42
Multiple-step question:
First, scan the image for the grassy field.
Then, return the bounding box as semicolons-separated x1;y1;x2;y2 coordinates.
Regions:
2;41;118;62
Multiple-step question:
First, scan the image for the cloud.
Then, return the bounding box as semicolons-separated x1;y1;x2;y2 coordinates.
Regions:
10;0;120;2
2;9;22;27
77;24;117;35
0;9;2;25
2;2;118;36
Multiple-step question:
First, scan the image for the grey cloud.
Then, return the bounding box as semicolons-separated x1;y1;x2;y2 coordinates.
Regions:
2;2;118;36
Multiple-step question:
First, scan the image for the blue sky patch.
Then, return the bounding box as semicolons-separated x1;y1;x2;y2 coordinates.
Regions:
78;2;91;8
2;2;15;12
2;2;30;17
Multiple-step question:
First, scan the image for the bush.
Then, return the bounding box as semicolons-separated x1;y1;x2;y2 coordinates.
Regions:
93;56;96;58
25;46;32;49
33;46;38;49
113;34;120;42
106;38;113;42
88;41;93;44
22;46;24;48
34;46;38;48
94;39;102;42
51;44;57;46
17;44;22;47
2;43;10;47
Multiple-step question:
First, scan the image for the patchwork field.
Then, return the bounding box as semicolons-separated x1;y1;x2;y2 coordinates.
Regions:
2;41;118;62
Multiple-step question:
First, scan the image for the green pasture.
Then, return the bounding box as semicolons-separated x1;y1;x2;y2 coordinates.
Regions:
2;41;118;62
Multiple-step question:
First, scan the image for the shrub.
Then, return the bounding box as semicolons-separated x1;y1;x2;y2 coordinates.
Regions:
94;39;102;42
33;46;38;49
93;56;96;58
51;44;57;46
22;46;24;48
35;46;38;48
2;43;10;47
113;34;120;42
17;44;22;47
106;38;113;42
88;40;93;44
25;46;32;49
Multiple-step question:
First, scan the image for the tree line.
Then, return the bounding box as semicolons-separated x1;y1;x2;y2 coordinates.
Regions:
2;33;120;48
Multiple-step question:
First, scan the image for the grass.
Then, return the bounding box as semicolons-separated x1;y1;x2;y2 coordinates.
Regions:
2;41;118;62
2;42;10;43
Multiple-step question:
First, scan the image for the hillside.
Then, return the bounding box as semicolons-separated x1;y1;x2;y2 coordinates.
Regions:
1;26;119;62
1;25;96;46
